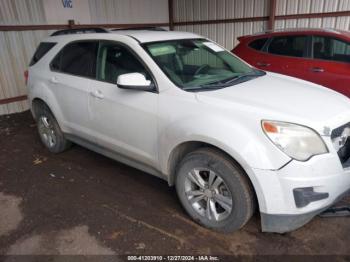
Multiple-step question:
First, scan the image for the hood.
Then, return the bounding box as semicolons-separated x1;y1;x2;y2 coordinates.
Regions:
196;72;350;135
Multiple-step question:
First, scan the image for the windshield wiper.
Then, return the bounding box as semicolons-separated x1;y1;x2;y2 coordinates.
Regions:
183;85;226;91
183;70;266;92
222;70;266;85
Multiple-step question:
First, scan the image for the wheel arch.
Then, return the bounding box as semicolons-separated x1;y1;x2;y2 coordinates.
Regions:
166;140;263;211
31;98;49;119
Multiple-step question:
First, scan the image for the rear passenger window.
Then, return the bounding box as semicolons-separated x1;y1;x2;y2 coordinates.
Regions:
248;38;268;51
29;42;56;66
50;41;98;78
268;36;307;58
313;36;350;63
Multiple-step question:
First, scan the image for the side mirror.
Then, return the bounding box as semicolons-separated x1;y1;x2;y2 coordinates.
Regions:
117;73;153;91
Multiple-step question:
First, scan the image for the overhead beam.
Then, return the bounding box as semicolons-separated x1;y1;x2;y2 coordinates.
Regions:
171;10;350;27
0;22;169;31
268;0;277;30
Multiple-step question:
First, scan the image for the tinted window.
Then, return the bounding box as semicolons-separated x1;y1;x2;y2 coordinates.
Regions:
248;38;268;51
29;42;56;66
51;41;98;78
313;36;350;63
96;41;151;83
268;36;307;57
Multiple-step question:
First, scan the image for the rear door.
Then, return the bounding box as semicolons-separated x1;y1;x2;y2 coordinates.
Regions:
306;35;350;97
262;35;309;78
49;40;98;141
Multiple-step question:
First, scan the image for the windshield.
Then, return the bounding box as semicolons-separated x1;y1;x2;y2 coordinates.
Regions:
143;39;264;91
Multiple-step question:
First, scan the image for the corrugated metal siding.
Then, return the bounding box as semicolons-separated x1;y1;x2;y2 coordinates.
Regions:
88;0;169;24
0;0;169;115
275;0;350;30
174;0;350;49
176;21;268;50
174;0;269;22
0;0;49;115
0;30;52;115
276;0;350;15
0;0;47;25
174;0;269;50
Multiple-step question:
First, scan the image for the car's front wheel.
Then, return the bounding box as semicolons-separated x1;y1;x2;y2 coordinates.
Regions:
175;148;255;233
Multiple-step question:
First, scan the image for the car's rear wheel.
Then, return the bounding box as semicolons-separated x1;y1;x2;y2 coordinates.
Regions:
36;105;71;153
175;148;255;233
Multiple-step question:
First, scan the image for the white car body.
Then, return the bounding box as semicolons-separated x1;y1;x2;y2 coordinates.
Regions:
27;30;350;233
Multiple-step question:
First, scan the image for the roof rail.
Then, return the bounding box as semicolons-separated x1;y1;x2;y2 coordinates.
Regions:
271;27;340;33
252;27;341;36
51;27;109;36
112;26;167;31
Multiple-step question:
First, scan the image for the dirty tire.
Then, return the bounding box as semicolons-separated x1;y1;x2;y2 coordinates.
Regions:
175;147;255;233
36;104;71;153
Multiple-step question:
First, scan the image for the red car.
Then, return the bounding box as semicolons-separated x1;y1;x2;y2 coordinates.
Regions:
232;29;350;97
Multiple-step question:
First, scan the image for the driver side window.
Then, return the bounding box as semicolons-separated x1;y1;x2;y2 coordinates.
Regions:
96;41;151;84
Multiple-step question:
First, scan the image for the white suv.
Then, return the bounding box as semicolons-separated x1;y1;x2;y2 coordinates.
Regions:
27;28;350;233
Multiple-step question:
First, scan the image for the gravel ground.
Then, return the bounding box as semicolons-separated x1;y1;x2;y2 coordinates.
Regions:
0;111;349;258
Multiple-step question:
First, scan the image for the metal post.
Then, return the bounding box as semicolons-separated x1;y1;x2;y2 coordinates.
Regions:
268;0;277;31
168;0;174;31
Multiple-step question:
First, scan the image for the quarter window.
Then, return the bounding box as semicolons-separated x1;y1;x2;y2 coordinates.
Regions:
30;42;57;66
51;41;98;78
96;41;151;84
313;36;350;63
248;38;268;51
268;36;307;57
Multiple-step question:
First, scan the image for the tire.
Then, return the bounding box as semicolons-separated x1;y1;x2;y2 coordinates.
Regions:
36;104;71;153
175;147;255;233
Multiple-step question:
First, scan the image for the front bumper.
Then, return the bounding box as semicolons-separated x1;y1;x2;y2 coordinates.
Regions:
260;188;350;233
252;137;350;233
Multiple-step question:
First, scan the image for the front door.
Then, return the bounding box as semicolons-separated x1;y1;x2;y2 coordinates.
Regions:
89;41;159;168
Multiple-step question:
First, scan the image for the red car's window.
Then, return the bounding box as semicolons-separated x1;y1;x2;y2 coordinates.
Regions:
268;35;308;58
248;38;268;51
313;36;350;63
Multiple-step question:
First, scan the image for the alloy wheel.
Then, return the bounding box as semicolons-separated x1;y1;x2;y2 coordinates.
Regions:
184;168;233;221
38;116;57;148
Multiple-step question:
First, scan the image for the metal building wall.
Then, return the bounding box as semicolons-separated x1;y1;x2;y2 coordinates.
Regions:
0;0;50;115
88;0;169;24
173;0;350;50
275;0;350;30
0;0;169;115
174;0;269;50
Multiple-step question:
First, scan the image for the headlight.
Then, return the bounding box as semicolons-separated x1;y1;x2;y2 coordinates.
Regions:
262;120;328;161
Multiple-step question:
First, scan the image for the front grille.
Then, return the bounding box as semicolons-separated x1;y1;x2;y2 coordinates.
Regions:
331;122;350;139
331;122;350;167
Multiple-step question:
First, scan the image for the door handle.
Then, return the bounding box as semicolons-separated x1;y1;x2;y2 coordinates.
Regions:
90;90;104;99
256;62;271;67
311;67;324;73
50;76;59;84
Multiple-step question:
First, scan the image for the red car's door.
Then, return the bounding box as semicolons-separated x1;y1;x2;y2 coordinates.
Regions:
305;35;350;97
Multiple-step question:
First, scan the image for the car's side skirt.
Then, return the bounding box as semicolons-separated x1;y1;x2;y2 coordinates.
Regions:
64;133;168;183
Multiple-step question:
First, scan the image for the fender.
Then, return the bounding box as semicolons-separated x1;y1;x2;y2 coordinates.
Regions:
29;78;69;133
159;115;291;174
